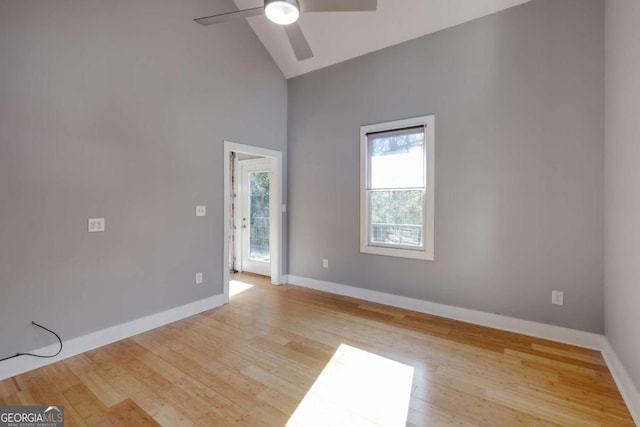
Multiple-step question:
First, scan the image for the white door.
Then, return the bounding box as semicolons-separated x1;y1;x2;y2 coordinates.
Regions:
238;159;273;276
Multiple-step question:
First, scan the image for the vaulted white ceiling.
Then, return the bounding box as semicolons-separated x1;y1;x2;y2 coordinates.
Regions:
233;0;532;78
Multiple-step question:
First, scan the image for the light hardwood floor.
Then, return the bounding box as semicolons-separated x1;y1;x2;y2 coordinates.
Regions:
0;273;634;426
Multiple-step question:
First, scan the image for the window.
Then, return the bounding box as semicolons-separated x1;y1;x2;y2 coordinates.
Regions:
360;115;434;260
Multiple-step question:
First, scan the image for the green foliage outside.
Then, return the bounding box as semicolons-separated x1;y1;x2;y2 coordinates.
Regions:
250;172;270;219
371;190;423;226
249;172;270;249
370;190;423;246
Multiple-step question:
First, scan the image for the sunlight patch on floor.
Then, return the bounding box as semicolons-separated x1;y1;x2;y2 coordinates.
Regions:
287;344;414;427
229;280;254;297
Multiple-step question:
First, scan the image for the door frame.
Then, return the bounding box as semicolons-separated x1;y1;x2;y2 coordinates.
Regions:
223;141;283;299
235;157;274;276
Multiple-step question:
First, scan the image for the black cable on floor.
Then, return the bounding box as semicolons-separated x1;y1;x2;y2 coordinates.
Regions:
0;321;63;363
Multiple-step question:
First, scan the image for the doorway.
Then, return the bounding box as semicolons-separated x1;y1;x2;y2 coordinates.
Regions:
223;141;283;300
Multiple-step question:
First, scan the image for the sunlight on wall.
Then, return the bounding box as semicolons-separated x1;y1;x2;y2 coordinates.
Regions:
229;280;254;297
287;344;414;427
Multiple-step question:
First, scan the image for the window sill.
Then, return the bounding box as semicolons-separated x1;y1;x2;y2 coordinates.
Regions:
360;245;434;261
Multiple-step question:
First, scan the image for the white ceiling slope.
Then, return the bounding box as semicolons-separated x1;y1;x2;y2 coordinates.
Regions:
234;0;532;78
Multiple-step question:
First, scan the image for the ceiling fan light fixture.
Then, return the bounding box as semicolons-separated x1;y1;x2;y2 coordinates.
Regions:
265;0;300;25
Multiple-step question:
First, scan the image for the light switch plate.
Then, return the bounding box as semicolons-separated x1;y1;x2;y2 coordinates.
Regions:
552;291;564;306
195;272;203;285
196;206;206;217
88;218;105;232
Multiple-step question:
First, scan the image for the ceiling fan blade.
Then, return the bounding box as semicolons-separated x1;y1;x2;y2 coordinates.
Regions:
194;7;264;26
284;23;314;61
299;0;377;13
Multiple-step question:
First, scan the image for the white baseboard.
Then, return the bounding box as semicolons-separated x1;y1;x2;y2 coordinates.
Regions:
600;339;640;424
286;274;639;425
287;275;603;349
0;293;228;382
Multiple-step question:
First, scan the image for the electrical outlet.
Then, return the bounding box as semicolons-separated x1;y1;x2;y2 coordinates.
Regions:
195;272;203;285
323;259;329;269
196;205;206;217
552;291;564;306
88;218;105;232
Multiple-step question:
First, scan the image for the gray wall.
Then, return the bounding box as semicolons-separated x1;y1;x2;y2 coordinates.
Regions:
605;0;640;388
0;0;286;355
288;0;604;333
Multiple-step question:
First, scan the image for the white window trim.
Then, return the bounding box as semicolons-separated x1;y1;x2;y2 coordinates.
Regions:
360;115;435;261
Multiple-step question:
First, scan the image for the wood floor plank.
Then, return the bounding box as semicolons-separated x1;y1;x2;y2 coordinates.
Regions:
97;398;160;427
0;273;633;426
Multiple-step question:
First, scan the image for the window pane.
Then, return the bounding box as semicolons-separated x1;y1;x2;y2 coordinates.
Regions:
368;128;424;189
249;171;270;263
370;190;423;247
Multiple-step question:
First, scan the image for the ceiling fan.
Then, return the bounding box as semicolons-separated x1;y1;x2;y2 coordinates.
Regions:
194;0;378;61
